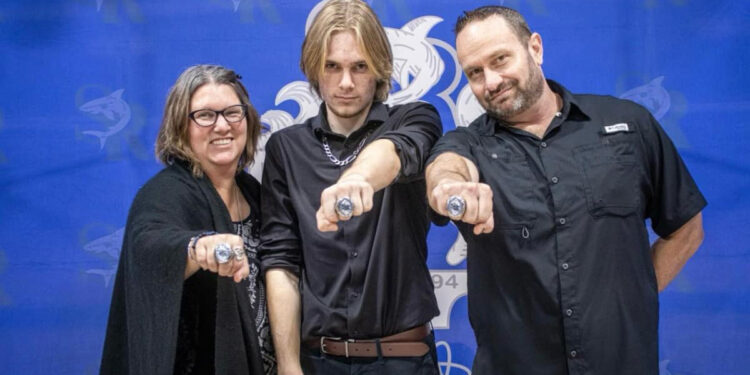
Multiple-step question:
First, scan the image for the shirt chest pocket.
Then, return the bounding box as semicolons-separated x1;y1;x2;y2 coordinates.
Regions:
475;148;538;225
573;140;643;217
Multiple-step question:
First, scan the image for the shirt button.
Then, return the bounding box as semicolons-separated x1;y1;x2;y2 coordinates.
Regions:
558;218;567;225
570;350;577;358
540;142;548;148
551;176;559;184
491;153;498;159
566;309;573;317
555;111;562;117
351;292;359;299
352;251;358;258
561;263;569;270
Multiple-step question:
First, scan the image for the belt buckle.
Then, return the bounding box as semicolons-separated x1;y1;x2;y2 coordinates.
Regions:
320;336;356;357
319;336;340;356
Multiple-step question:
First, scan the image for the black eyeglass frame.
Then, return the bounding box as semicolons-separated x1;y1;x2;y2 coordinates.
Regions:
188;104;248;127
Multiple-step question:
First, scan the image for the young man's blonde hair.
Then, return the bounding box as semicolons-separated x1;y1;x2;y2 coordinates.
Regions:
155;64;261;177
300;0;393;102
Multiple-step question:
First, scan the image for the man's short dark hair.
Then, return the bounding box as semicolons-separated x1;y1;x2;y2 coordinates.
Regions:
454;6;532;44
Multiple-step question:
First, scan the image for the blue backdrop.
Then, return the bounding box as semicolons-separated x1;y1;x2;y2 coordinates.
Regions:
1;1;748;374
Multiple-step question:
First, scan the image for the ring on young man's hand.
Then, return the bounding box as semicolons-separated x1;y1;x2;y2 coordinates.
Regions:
335;197;354;219
214;243;233;264
446;195;467;220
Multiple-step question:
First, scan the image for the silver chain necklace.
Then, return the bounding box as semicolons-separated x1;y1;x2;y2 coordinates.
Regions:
321;132;370;166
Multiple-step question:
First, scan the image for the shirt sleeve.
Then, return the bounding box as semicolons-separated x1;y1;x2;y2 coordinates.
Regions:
426;125;479;168
258;133;303;276
126;172;214;281
638;110;707;237
377;102;443;183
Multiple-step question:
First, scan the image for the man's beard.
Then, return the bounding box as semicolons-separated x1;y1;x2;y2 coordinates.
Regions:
483;56;545;121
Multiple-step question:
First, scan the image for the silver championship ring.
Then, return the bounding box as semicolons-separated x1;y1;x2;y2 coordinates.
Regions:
335;197;354;219
214;242;233;264
446;195;467;219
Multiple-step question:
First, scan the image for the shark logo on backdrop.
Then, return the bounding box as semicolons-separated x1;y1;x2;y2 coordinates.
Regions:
619;76;690;148
620;76;671;120
81;226;124;287
80;89;131;150
249;81;322;179
385;16;445;105
76;86;150;160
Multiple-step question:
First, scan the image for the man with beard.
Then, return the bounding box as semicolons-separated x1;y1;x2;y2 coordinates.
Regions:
260;1;441;374
425;6;706;374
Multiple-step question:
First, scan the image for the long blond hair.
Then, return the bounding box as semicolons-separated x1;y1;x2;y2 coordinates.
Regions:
300;0;393;102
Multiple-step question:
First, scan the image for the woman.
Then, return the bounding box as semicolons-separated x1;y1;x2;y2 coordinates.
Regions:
100;65;275;374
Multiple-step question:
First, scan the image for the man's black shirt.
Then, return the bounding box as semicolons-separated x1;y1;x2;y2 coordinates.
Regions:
259;101;441;341
428;81;706;375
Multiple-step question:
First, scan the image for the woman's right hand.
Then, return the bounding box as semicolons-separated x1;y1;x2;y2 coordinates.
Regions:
188;233;248;282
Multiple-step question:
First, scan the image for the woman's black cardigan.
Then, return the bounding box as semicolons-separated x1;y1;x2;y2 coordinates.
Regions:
100;160;264;375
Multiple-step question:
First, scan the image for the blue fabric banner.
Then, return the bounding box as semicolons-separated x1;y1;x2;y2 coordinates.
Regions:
0;1;748;374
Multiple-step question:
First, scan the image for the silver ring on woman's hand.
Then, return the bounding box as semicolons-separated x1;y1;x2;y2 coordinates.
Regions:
446;195;467;220
335;197;354;219
214;243;233;264
232;246;245;260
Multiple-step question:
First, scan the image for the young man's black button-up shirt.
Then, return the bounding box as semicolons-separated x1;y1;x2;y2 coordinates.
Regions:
260;101;441;341
428;81;706;375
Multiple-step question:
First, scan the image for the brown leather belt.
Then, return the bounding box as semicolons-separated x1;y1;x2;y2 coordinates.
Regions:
306;324;431;358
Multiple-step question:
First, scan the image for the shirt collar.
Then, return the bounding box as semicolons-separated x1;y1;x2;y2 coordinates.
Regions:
311;101;388;140
476;79;591;136
548;79;589;122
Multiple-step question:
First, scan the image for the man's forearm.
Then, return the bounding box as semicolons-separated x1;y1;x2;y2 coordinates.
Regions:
340;139;401;191
425;152;478;196
265;268;303;375
652;212;704;292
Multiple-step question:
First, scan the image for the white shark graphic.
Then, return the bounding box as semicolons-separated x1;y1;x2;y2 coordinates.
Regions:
83;227;124;287
455;84;485;127
619;76;671;120
446;222;468;266
272;81;323;124
385;16;445;105
80;89;131;150
86;268;117;287
250;81;322;179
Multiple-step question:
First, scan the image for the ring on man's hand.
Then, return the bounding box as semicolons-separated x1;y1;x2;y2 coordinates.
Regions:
232;246;245;260
214;243;233;264
446;195;467;219
335;197;354;219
